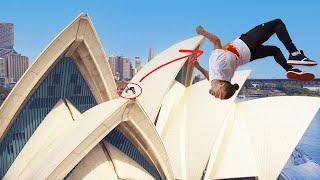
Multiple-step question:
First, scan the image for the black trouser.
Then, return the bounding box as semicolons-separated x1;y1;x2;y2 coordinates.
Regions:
239;19;297;71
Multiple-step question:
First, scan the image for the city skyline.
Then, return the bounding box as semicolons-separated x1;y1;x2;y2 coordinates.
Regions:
0;23;14;49
1;1;319;79
0;19;149;85
0;22;28;88
108;55;145;81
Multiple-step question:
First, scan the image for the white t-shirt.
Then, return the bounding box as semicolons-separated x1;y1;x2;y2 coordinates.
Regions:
209;38;251;82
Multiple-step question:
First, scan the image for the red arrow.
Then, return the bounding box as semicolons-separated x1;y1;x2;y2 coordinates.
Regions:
139;49;203;82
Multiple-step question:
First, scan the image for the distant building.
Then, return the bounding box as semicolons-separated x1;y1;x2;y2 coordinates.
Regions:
6;81;16;89
192;74;202;84
0;23;14;49
0;47;16;58
0;52;29;84
147;48;154;62
0;23;28;87
114;72;120;81
134;56;142;74
108;55;133;81
130;63;134;78
121;56;131;80
303;86;320;92
0;57;6;77
108;55;117;79
0;77;6;87
6;53;28;82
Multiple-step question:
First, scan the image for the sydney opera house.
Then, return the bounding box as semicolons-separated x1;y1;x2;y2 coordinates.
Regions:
0;13;319;180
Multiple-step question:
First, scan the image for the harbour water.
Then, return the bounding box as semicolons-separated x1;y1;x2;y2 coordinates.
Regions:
297;109;320;164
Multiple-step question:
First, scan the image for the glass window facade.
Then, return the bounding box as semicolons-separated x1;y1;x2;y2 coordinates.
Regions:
0;58;97;178
0;57;162;179
66;128;163;180
175;65;185;84
104;128;162;180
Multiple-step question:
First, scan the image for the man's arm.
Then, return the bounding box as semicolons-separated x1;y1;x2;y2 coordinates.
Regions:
196;26;222;49
193;61;209;80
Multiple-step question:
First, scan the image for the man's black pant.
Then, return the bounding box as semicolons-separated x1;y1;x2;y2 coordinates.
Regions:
239;19;297;71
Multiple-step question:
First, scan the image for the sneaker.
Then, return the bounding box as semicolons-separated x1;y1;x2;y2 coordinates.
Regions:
287;50;317;66
286;68;315;81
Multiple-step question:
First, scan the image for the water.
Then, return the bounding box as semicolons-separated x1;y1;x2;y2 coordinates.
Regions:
235;96;259;103
297;110;320;164
279;110;320;179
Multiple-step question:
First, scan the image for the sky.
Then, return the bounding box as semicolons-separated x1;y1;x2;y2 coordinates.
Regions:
0;0;319;79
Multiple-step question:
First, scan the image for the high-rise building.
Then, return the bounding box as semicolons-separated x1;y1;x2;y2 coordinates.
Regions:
0;23;14;49
192;74;202;84
134;57;142;74
121;56;131;80
0;57;6;77
147;48;154;62
0;23;28;86
109;55;133;81
0;77;6;87
108;55;117;78
0;48;15;58
6;53;28;82
115;56;121;80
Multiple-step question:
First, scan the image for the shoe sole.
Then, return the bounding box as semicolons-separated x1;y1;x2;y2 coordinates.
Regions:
286;72;315;81
287;60;317;66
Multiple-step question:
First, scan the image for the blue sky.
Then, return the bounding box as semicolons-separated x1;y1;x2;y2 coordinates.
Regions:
1;0;319;78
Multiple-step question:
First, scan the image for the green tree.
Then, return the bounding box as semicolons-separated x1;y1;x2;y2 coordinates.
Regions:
0;87;11;106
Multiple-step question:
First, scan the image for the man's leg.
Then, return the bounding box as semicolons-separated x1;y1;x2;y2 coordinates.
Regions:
240;19;298;53
251;45;315;81
273;19;299;53
241;19;317;65
250;45;293;70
